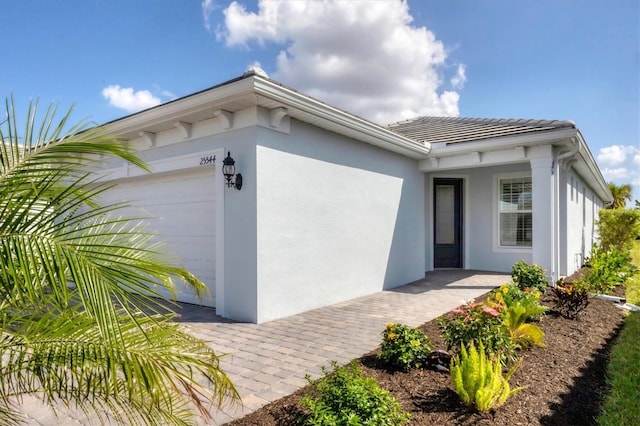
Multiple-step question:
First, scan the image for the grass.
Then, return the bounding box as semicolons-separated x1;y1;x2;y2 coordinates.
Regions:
625;241;640;305
597;240;640;425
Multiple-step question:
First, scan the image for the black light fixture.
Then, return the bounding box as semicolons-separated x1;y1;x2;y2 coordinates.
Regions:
222;151;242;190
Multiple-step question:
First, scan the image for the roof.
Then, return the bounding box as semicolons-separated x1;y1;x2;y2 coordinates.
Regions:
386;116;576;144
102;71;429;159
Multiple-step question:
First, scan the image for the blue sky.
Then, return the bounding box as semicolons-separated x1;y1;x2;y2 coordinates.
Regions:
1;0;639;201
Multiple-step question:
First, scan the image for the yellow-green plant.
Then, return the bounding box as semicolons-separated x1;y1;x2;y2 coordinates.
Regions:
489;284;547;321
503;304;546;349
450;342;524;412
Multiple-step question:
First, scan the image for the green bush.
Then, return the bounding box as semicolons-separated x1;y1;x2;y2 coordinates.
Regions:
450;342;524;412
378;323;432;370
597;209;640;253
511;260;548;292
552;278;591;319
301;361;410;426
553;245;636;318
598;241;640;424
580;245;636;294
438;301;516;364
488;284;547;321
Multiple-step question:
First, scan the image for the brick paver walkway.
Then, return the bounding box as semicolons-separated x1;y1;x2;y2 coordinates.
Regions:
21;270;508;425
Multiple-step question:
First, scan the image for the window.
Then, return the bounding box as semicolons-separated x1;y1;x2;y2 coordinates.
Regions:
498;176;532;247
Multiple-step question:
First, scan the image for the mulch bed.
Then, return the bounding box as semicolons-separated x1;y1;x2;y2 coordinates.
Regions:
226;284;627;425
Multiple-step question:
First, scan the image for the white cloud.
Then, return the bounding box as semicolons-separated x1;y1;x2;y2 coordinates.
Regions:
602;167;630;181
451;64;467;89
202;0;219;31
215;0;463;124
599;145;640;203
597;145;628;167
102;85;162;113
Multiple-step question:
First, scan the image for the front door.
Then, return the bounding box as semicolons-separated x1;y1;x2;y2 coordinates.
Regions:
434;178;463;268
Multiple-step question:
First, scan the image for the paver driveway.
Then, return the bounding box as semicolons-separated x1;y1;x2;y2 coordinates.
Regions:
22;270;508;425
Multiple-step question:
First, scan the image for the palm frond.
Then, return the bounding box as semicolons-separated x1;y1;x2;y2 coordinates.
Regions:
1;97;239;423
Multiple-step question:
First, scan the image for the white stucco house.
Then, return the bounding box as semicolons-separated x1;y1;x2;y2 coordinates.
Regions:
99;70;612;323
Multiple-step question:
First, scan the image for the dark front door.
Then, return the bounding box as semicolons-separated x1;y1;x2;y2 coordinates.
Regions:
434;178;462;268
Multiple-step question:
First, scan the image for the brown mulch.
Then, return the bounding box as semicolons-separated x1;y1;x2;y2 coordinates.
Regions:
226;285;627;425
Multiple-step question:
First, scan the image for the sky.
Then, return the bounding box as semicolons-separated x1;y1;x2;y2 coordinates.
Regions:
1;0;639;202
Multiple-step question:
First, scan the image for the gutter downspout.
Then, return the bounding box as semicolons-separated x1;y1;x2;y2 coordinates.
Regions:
552;137;580;282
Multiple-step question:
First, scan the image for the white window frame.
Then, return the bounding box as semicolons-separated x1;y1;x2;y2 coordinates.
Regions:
493;172;533;253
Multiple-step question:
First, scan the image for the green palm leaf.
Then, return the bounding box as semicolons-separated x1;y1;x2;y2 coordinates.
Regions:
0;97;239;424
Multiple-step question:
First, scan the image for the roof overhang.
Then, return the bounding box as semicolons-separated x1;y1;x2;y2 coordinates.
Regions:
102;74;430;160
419;127;612;202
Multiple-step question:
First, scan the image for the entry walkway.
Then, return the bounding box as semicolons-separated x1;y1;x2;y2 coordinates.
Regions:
22;270;508;425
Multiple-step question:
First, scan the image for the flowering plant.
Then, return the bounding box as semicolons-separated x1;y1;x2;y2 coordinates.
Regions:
489;284;547;321
438;301;516;364
511;260;548;292
378;323;432;370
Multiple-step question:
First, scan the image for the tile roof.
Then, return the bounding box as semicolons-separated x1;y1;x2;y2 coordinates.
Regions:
386;116;576;144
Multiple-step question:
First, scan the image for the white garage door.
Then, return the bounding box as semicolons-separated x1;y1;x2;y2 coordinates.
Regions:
103;167;217;307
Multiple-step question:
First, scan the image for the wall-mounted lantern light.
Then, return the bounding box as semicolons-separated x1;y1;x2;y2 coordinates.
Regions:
222;151;242;190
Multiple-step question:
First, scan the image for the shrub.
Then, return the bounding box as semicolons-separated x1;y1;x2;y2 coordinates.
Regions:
502;303;546;349
488;284;547;321
511;260;548;292
438;301;516;364
450;342;524;412
552;278;590;319
301;361;410;426
554;245;637;319
378;323;432;370
580;245;636;294
597;208;640;253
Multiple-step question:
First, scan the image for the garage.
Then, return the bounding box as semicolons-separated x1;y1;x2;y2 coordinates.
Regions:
101;166;218;307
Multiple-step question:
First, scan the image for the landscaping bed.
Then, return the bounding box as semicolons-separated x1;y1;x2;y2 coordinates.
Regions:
226;286;626;425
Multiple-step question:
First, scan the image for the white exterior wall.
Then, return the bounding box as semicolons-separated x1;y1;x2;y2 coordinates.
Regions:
102;110;263;322
255;116;426;322
103;106;427;323
427;163;532;273
560;168;603;277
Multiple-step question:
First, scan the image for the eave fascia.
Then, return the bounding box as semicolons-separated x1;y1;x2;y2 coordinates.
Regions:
573;130;613;203
99;75;430;160
428;128;578;156
252;78;431;159
100;78;256;137
419;128;578;172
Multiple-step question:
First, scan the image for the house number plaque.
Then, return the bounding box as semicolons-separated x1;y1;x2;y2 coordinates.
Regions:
199;155;216;166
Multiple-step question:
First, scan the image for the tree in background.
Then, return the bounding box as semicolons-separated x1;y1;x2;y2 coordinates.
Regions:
0;98;238;425
607;182;632;209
